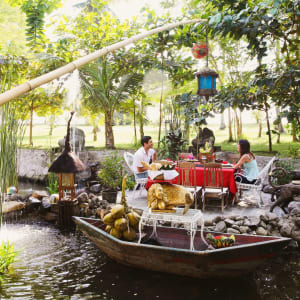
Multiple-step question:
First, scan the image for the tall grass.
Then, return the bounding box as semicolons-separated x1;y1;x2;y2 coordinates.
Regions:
0;56;25;227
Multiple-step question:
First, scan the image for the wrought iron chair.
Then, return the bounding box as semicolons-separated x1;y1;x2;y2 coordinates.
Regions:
177;161;201;209
235;156;276;207
202;162;229;213
123;152;148;199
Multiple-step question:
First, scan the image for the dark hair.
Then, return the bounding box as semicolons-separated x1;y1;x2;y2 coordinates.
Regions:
141;136;152;146
238;139;255;159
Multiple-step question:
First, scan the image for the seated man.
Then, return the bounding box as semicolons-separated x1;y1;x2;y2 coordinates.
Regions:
133;136;157;179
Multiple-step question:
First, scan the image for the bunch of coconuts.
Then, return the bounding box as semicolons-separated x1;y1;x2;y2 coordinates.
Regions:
103;175;141;241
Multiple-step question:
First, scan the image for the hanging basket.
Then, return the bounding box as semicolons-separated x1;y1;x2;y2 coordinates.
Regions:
191;43;208;59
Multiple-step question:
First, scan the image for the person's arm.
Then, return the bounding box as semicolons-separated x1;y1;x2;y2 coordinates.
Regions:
234;154;250;169
137;166;148;172
152;151;157;162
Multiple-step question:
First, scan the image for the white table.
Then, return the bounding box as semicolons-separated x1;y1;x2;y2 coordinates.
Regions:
138;208;205;250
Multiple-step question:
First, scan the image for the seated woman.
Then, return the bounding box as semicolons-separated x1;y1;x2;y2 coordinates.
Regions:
234;139;259;184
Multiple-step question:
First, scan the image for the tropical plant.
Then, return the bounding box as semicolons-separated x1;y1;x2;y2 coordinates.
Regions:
98;153;124;191
0;241;18;275
46;172;58;194
158;129;188;161
79;58;144;149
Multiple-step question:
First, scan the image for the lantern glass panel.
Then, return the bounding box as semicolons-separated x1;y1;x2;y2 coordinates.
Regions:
213;78;216;89
62;173;73;186
200;77;205;89
206;76;212;89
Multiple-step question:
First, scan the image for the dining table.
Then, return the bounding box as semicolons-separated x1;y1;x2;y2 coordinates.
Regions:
145;162;237;195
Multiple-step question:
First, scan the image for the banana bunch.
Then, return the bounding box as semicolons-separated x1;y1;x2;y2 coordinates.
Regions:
103;175;141;241
206;233;236;249
199;142;213;154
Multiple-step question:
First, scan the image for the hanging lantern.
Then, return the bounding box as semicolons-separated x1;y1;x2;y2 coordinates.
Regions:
195;67;219;99
191;42;208;59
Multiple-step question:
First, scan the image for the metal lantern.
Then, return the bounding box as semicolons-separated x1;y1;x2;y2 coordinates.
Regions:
195;67;219;99
48;112;85;201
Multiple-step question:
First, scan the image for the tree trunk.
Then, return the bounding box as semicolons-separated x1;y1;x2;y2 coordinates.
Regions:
93;126;97;141
104;111;115;149
292;121;299;142
239;110;243;136
258;120;262;138
139;99;144;140
228;108;233;142
219;112;226;130
29;102;33;146
49;115;55;136
234;109;241;139
264;104;272;153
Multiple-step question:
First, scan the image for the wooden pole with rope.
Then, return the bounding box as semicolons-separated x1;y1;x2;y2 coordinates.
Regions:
0;18;206;106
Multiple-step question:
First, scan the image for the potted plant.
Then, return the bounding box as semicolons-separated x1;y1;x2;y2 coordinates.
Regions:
98;153;124;203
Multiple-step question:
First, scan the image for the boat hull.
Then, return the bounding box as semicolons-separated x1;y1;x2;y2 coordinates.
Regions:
73;217;290;278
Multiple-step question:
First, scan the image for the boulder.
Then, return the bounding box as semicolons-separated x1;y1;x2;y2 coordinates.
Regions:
224;218;235;226
244;216;260;228
256;227;268;236
215;221;226;233
280;222;293;237
2;201;25;214
239;226;250;234
32;190;48;199
227;228;240;234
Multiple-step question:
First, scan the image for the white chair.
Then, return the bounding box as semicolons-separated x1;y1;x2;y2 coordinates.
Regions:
235;156;276;207
123;152;148;199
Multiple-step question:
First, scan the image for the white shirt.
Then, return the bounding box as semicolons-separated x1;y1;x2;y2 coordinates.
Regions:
133;147;155;173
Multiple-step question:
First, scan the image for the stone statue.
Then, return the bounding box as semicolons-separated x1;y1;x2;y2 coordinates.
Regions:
58;127;85;151
189;127;215;155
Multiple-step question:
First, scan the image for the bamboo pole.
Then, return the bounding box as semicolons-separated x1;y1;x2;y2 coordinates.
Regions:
0;18;206;106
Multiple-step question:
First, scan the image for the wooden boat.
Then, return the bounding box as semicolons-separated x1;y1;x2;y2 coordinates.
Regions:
73;216;291;278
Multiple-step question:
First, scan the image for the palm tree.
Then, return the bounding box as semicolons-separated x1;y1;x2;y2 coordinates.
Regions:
79;59;143;148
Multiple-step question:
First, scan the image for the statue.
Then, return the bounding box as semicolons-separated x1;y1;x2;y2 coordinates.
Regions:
58;127;85;151
189;127;215;156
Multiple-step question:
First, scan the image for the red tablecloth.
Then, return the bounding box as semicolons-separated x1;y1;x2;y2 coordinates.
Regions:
146;165;237;194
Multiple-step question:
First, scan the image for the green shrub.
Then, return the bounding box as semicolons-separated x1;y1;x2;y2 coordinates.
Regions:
0;241;17;274
98;153;124;191
46;173;58;194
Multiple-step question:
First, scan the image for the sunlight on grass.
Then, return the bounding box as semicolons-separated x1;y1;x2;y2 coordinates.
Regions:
21;123;299;157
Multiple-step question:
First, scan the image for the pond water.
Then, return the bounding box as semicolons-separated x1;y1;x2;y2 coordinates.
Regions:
0;221;299;300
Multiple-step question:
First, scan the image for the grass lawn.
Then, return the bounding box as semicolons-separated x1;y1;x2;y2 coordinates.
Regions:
21;123;300;157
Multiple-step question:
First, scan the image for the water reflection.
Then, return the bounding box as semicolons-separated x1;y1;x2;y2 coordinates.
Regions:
0;223;299;300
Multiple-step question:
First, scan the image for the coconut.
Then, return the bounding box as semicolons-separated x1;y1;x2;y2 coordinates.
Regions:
127;211;140;229
103;213;114;225
105;225;112;233
110;204;125;219
110;228;122;239
114;218;128;232
123;227;136;241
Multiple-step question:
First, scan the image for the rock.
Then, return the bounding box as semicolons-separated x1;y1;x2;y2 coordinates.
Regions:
239;226;250;234
204;219;213;226
234;216;244;221
260;214;268;223
28;196;41;204
44;212;57;222
259;220;267;229
227;228;240;234
2;201;25;214
273;206;286;217
235;220;244;226
244;216;260;228
90;184;101;194
224;218;235;226
288;201;300;213
77;192;89;204
265;212;278;221
41;197;51;209
287;240;299;249
32;190;48;199
215;221;226;233
256;227;268;236
290;208;300;215
291;228;300;242
295;217;300;228
270;229;281;237
280;223;293;237
212;216;223;224
231;224;240;231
